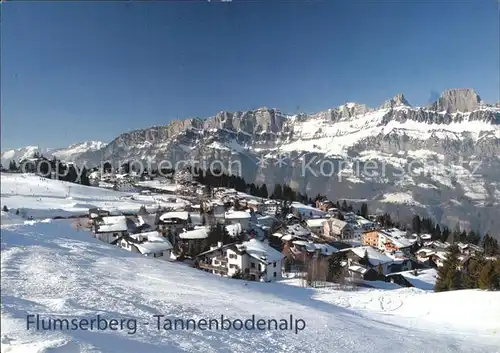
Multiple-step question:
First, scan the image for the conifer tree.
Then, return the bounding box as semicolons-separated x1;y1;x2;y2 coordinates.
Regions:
435;245;462;292
462;254;486;289
360;250;370;267
260;184;268;199
478;260;500;290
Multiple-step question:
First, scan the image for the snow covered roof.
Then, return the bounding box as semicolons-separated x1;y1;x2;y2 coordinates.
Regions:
255;215;275;228
313;243;339;255
178;227;208;239
264;199;279;205
349;265;369;275
389;268;438;291
280;234;295;241
247;199;261;205
241;239;284;264
129;231;173;254
416;248;436;256
96;216;128;233
159;211;189;221
329;218;349;230
292;240;316;252
305;218;328;228
380;228;413;248
286;224;310;236
225;211;251;220
433;251;447;261
355;216;373;225
350;246;393;266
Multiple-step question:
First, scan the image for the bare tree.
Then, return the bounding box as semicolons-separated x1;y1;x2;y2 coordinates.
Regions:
306;256;329;288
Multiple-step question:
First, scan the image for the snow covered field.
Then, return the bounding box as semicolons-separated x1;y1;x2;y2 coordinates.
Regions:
1;219;499;353
0;173;187;219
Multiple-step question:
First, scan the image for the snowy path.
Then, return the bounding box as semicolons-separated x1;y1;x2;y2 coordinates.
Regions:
1;220;499;353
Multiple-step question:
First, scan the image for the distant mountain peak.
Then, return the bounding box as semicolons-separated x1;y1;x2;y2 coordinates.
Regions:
429;88;482;113
380;93;411;110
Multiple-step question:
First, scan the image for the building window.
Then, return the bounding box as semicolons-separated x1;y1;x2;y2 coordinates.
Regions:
273;262;276;268
273;272;277;277
251;262;255;268
229;254;237;259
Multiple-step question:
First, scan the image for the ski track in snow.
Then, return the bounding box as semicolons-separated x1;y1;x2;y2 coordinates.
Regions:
1;220;500;353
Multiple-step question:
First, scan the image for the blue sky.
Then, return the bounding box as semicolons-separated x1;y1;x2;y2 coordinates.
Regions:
2;0;499;149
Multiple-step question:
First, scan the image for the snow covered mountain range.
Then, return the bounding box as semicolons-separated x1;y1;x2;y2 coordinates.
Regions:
3;88;500;237
1;141;106;165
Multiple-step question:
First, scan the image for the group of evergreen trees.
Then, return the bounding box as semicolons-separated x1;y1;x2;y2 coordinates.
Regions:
4;153;91;186
203;223;245;252
435;245;500;291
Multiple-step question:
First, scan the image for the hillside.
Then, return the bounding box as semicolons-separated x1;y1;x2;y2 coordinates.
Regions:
1;219;500;353
0;173;186;219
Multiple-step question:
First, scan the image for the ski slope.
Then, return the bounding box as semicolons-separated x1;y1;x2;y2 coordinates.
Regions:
0;173;187;219
1;219;499;353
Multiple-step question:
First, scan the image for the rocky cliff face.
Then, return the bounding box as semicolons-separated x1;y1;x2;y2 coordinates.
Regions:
65;89;500;238
428;88;482;113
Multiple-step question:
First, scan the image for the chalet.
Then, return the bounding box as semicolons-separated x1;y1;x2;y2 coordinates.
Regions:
323;218;354;240
117;231;173;260
255;214;276;229
347;265;380;282
386;268;438;290
94;216;128;244
362;229;413;255
457;242;484;256
316;199;335;212
355;216;377;231
277;223;311;239
424;240;450;250
88;208;111;220
177;227;209;257
305;218;328;235
287;240;317;262
290;202;326;219
343;212;357;223
288;240;338;260
415;248;436;264
430;251;447;267
246;199;264;213
225;211;251;230
156;211;190;235
262;200;281;215
196;238;284;282
345;246;411;275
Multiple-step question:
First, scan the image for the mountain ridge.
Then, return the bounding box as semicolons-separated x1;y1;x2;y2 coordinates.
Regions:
3;88;499;238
